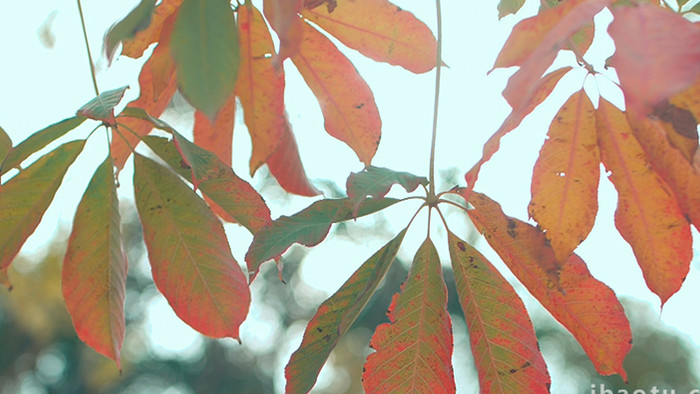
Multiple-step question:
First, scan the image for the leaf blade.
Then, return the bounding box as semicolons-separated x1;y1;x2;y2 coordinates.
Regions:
265;119;321;196
346;165;427;214
76;86;130;125
104;0;157;62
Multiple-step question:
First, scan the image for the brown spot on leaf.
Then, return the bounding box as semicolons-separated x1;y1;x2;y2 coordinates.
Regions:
457;242;466;252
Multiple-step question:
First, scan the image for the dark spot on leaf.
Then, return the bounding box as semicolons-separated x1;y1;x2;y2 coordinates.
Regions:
521;361;531;369
323;334;332;343
150;205;163;211
509;368;518;374
546;383;551;390
544;237;551;247
180;159;190;169
628;339;633;345
355;103;365;109
507;219;516;229
457;242;466;252
316;327;323;333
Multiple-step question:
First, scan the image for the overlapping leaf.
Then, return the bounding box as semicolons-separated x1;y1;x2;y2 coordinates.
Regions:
263;0;304;64
498;0;526;19
302;0;438;73
193;93;236;166
0;140;85;287
120;0;183;58
245;197;399;276
0;126;12;165
285;229;407;394
651;101;698;163
597;100;692;304
133;154;250;339
76;86;129;126
529;90;600;262
266;119;321;196
104;0;157;62
464;191;632;378
291;21;381;166
363;238;455;393
346;165;427;214
62;156;127;368
447;231;550;393
170;0;240;119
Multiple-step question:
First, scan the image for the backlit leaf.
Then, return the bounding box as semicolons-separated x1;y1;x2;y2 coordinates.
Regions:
193;93;236;166
651;101;698;163
447;231;550;393
245;197;399;276
498;0;526;19
76;86;129;126
263;0;304;64
63;155;127;368
121;0;183;58
266;119;321;196
302;0;438;73
1;116;86;175
668;74;700;134
133;154;250;339
609;4;700;114
291;21;381;166
363;238;455;393
540;0;594;56
285;229;407;394
346;165;427;214
597;99;692;304
170;0;240;119
104;0;157;62
464;191;632;378
0;125;11;165
529;90;600;262
236;3;285;173
0;140;85;287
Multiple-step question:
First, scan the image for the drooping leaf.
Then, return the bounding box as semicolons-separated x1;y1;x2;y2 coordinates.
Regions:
62;155;127;368
0;125;11;165
236;3;285;174
170;0;240;120
121;0;183;58
529;90;600;262
263;0;304;65
142;135;271;234
1;116;86;175
597;99;692;305
193;94;236;166
608;4;700;114
266;118;321;196
447;231;550;393
0;140;85;287
346;165;427;214
133;154;250;339
245;197;399;276
465;67;572;190
302;0;438;73
104;0;157;62
651;101;698;163
285;229;407;394
540;0;595;56
363;238;455;393
464;191;632;378
498;0;526;19
76;86;130;126
291;21;381;166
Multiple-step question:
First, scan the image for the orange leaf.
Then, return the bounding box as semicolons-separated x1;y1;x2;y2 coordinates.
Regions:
193;93;235;167
529;90;600;262
597;100;693;304
448;231;550;393
236;4;285;174
63;156;127;368
464;191;632;378
266;118;320;196
302;0;437;73
113;16;178;171
121;0;183;59
670;74;700;123
363;238;455;393
608;4;700;114
465;66;572;190
651;101;698;163
291;22;381;166
263;0;304;65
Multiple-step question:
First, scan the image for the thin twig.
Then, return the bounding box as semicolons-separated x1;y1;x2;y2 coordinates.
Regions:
428;0;443;197
76;0;100;96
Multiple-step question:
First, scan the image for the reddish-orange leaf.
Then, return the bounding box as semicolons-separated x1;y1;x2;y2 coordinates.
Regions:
266;118;320;196
263;0;304;65
627;115;700;232
608;4;700;114
113;18;178;171
465;67;572;190
302;0;437;73
597;100;692;304
291;21;381;166
529;90;600;262
363;238;455;393
193;93;236;166
63;156;127;368
447;231;550;394
121;0;183;59
236;4;285;174
464;191;632;378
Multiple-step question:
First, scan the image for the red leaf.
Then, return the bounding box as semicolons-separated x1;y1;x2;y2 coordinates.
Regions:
363;238;455;393
447;231;550;393
266;118;320;196
609;4;700;114
302;0;438;73
193;93;236;167
263;0;304;65
291;21;381;166
597;100;692;304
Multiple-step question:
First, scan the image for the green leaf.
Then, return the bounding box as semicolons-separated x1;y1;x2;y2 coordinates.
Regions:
142;135;271;234
0;140;85;287
498;0;526;18
679;0;691;8
0;125;12;165
170;0;240;119
104;0;157;62
63;155;127;368
133;153;250;339
688;2;700;13
245;197;399;276
76;86;130;125
346;165;427;214
1;116;86;175
285;229;407;394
